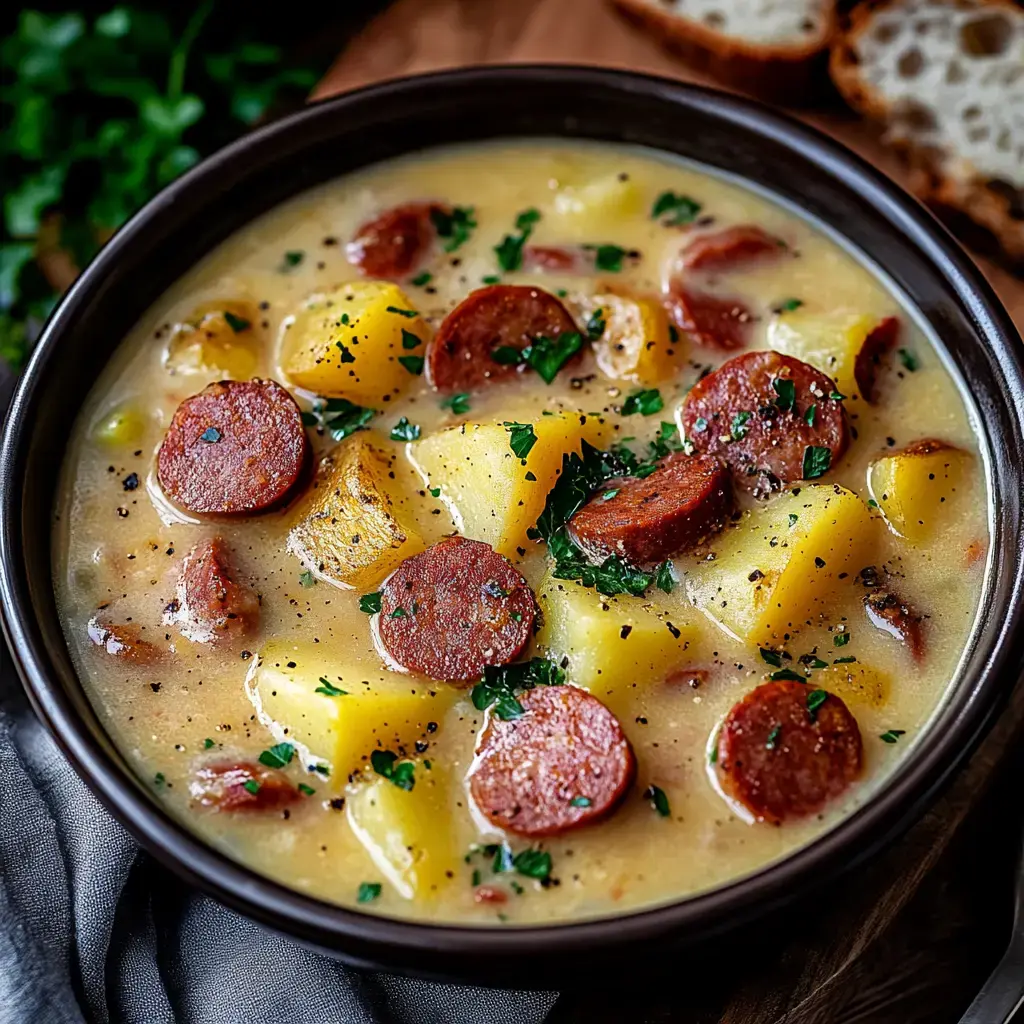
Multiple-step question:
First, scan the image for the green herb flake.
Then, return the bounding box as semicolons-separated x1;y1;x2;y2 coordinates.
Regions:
154;772;166;787
315;678;348;697
601;489;620;501
298;570;318;589
481;275;501;285
357;882;382;903
410;271;432;287
585;309;606;341
770;668;806;682
200;426;221;443
655;560;675;594
806;689;829;720
829;390;847;401
303;397;376;441
651;191;702;226
494;208;541;272
242;779;261;795
513;848;552;880
389;607;408;619
621;388;663;417
523;332;583;384
788;513;799;527
441;393;470;414
390;417;421;442
359;592;382;614
503;421;538;460
222;311;251;333
401;329;422;350
834;656;857;664
759;647;783;668
258;742;295;769
773;298;803;313
430;205;476;252
898;348;919;372
804;404;817;427
280;251;304;271
867;498;879;509
771;377;796;413
491;345;523;366
471;658;565;721
833;632;851;647
570;796;592;808
879;729;907;744
802;445;832;479
298;783;316;796
730;411;752;441
398;355;424;375
592;244;628;273
646;785;671;817
387;306;419;318
765;724;782;750
370;750;415;791
203;738;214;749
429;486;442;497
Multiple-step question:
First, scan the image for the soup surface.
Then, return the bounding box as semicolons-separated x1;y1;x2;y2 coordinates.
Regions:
54;141;989;926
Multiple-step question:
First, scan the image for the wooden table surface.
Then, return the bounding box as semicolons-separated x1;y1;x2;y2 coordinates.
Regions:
317;4;1024;1020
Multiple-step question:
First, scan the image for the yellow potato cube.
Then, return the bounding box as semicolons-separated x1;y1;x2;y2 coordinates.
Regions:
867;439;971;543
280;281;427;402
575;291;680;384
289;433;424;589
535;573;698;715
548;174;642;240
811;662;890;709
247;643;454;779
347;766;457;900
409;411;610;559
164;301;259;378
687;485;876;645
767;310;892;400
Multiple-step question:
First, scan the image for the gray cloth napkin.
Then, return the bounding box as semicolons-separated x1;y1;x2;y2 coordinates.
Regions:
0;644;557;1024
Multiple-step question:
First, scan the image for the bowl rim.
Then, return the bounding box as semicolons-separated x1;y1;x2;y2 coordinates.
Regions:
3;63;1023;972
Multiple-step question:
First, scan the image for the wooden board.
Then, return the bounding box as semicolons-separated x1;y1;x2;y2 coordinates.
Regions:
314;4;1024;1020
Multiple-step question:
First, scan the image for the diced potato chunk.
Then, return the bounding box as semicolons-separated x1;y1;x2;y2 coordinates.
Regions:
409;411;610;559
767;311;885;400
281;281;427;402
547;174;642;240
867;439;971;543
347;766;456;900
575;291;680;384
247;643;452;779
535;573;697;714
93;403;146;447
164;301;260;378
289;433;424;589
687;485;876;645
811;662;889;709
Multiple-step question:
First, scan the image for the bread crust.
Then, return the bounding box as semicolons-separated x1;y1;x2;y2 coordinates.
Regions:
830;0;1024;272
612;0;838;104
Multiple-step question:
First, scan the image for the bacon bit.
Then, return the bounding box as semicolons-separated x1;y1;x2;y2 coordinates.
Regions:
681;225;785;273
964;539;987;568
666;667;710;689
854;316;900;403
473;885;508;905
87;617;160;663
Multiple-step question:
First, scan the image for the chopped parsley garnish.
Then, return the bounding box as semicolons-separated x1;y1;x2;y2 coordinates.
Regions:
834;656;857;664
386;306;419;318
310;763;330;777
512;849;551;880
298;570;316;588
441;393;470;415
765;724;782;750
389;607;408;619
429;486;441;497
410;271;432;287
481;275;501;285
772;377;796;413
370;750;415;791
298;783;316;796
655;560;674;594
621;388;663;417
503;421;537;460
773;298;803;313
154;772;166;787
867;498;879;509
829;390;846;401
770;668;805;682
430;205;476;252
585;309;606;340
806;689;829;720
398;354;424;375
280;250;304;271
359;592;382;614
833;632;851;647
802;445;832;479
242;779;261;795
494;208;540;272
315;678;348;697
492;333;583;384
200;426;221;443
258;742;294;769
730;411;752;440
788;513;799;527
804;404;817;426
471;658;565;721
602;489;620;501
898;348;918;372
203;738;215;749
390;417;421;442
591;244;627;272
645;784;671;817
549;532;654;597
401;329;422;350
759;647;784;668
491;346;522;365
879;729;907;744
302;397;375;441
357;882;382;903
222;310;251;333
651;191;702;225
570;796;592;808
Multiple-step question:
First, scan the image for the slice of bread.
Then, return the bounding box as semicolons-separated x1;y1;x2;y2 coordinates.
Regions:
612;0;838;102
832;0;1024;271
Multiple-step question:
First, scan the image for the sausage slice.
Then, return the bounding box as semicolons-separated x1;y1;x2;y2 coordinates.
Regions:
375;537;536;683
854;316;900;403
157;379;310;515
469;685;636;836
864;589;925;661
426;285;580;393
567;453;732;564
715;680;863;824
347;202;445;280
665;284;753;350
168;537;259;644
190;761;300;812
87;618;160;663
681;225;785;273
681;351;849;496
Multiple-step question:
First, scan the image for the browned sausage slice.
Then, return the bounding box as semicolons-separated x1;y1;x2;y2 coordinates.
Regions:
864;589;925;661
169;537;259;644
87;618;161;663
469;685;636;836
854;316;900;403
681;225;785;273
567;453;732;564
715;680;863;824
681;351;849;496
157;379;310;515
665;284;753;350
426;285;580;393
190;761;300;812
347;202;445;280
375;536;536;683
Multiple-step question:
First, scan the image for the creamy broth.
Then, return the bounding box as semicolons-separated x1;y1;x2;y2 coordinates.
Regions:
54;141;988;925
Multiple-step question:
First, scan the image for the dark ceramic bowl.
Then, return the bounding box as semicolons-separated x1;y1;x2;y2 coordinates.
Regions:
2;66;1023;986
